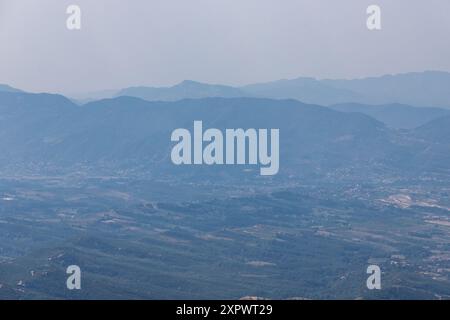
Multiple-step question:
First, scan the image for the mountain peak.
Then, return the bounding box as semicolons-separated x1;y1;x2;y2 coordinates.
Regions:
116;80;244;102
0;84;23;93
176;80;206;88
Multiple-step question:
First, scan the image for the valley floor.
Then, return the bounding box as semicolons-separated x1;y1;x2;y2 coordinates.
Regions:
1;176;450;299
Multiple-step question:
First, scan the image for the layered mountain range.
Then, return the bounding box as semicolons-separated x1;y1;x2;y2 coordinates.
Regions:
105;71;450;109
1;83;449;180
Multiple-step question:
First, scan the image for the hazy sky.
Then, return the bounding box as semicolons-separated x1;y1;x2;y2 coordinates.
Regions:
1;0;449;94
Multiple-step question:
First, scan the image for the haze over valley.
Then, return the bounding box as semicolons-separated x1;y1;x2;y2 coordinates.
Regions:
1;71;450;299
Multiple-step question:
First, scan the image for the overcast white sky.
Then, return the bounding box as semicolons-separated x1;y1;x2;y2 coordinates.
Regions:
1;0;449;94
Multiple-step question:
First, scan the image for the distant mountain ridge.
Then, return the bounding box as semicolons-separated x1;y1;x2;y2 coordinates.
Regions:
4;71;450;108
116;80;245;101
0;84;23;93
331;103;450;129
241;71;450;108
88;71;450;109
414;116;450;144
1;91;449;179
